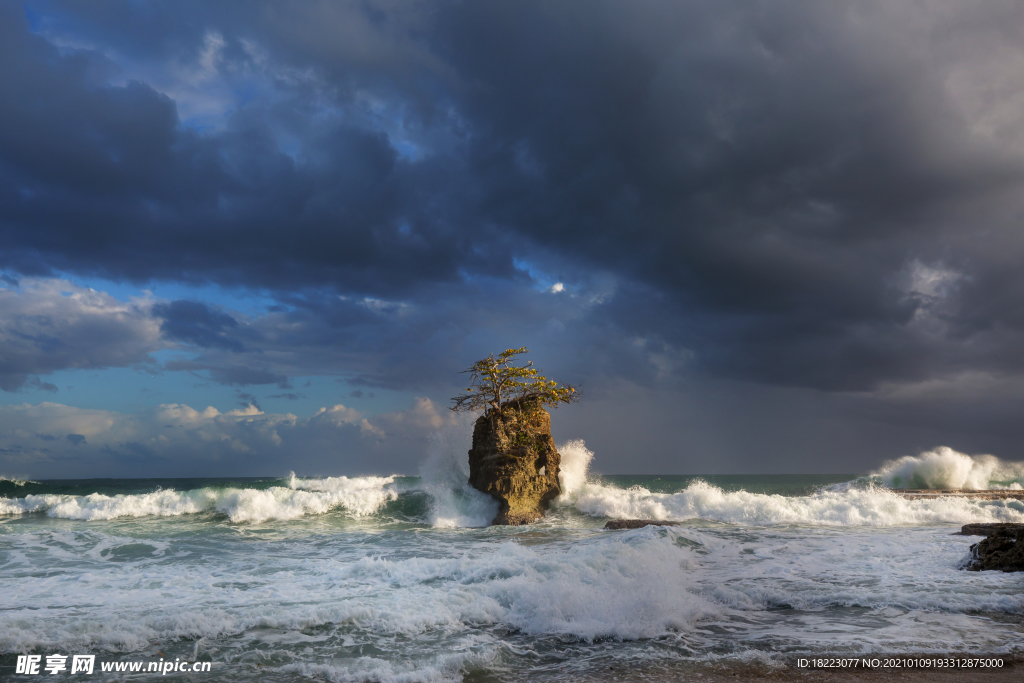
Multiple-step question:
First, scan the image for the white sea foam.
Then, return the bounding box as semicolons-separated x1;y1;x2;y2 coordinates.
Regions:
3;503;1023;675
684;525;1024;619
410;435;1024;528
418;420;498;528
549;439;1024;526
570;479;1024;526
281;649;494;683
334;533;720;639
873;446;1024;490
0;476;398;523
3;523;1020;666
0;527;718;658
9;438;1024;680
555;438;593;502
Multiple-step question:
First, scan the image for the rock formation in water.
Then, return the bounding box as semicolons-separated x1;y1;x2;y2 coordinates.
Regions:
468;398;561;525
963;526;1024;572
604;520;680;530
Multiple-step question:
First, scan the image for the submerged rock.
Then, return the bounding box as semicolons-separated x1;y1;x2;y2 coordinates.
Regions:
963;526;1024;572
604;520;680;530
468;398;561;525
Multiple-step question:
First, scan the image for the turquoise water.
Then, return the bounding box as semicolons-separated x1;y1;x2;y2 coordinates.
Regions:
2;443;1024;682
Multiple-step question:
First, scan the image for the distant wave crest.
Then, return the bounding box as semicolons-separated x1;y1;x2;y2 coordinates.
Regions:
5;444;1024;527
567;478;1024;526
0;475;37;486
872;447;1024;490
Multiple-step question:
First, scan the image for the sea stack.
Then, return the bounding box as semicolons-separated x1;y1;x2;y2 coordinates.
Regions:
468;398;561;525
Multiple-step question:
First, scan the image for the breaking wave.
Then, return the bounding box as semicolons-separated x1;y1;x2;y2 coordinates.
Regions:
0;475;35;485
4;442;1024;528
568;479;1024;526
871;447;1024;490
6;440;1024;679
418;419;499;528
417;431;598;527
557;442;1024;527
555;438;594;501
0;474;399;523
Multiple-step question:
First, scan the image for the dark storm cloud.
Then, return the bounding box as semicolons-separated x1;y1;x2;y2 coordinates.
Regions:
154;280;572;390
163;359;290;389
0;1;496;293
25;377;58;393
422;1;1024;391
2;0;1024;395
153;300;244;351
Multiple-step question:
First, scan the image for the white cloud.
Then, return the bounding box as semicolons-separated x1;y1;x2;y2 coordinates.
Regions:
0;279;162;391
0;397;462;478
371;396;455;432
907;260;962;299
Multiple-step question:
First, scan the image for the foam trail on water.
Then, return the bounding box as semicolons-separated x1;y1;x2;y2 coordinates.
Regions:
872;447;1024;490
0;476;398;523
419;417;498;527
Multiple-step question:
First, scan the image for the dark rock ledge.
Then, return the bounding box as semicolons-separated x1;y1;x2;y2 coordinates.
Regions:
960;524;1024;572
604;519;680;530
958;523;1024;537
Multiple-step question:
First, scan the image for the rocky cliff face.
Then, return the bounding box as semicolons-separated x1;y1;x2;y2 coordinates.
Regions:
468;399;561;525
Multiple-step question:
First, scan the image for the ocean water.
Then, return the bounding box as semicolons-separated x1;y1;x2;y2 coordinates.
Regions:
2;440;1024;681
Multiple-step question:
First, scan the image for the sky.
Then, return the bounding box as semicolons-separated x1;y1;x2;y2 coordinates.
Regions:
3;0;1024;478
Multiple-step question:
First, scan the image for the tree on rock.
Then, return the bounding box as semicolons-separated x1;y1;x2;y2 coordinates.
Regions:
450;347;579;416
451;348;579;526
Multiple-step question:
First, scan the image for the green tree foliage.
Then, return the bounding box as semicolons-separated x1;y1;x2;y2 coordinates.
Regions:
450;347;579;416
